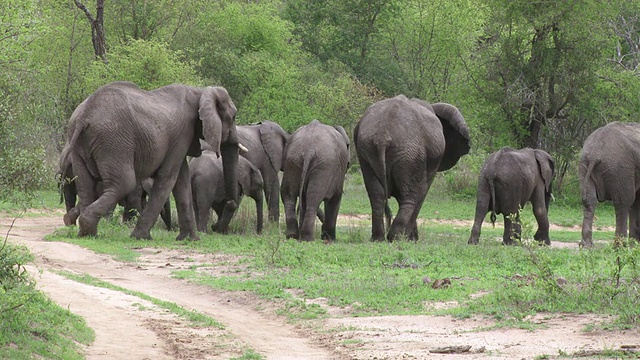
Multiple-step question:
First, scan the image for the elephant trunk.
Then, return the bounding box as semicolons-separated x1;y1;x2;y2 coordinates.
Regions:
215;141;239;234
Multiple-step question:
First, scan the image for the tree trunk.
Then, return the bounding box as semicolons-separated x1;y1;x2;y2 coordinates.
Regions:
74;0;107;63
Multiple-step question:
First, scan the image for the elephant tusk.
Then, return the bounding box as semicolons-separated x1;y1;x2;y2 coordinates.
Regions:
238;143;249;152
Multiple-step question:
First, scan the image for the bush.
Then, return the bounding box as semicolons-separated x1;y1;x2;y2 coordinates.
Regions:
440;151;487;199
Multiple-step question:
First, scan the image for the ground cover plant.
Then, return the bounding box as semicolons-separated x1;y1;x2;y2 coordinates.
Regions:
44;172;639;333
0;217;94;359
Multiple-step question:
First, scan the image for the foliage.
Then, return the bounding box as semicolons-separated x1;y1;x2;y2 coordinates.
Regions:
0;226;92;359
83;38;203;92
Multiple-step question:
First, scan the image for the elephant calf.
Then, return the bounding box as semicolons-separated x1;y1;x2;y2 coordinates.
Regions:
280;120;350;241
190;151;264;234
468;147;555;245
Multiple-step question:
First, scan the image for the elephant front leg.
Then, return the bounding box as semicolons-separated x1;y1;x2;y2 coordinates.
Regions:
614;204;630;243
265;172;280;223
629;196;640;242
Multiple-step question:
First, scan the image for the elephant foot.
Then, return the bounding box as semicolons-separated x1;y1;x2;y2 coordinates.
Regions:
130;227;153;240
62;208;79;226
579;240;594;248
321;228;336;241
77;215;98;237
176;231;200;241
285;232;299;240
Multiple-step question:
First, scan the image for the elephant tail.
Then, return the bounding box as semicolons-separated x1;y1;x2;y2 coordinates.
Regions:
488;174;497;227
580;158;598;202
377;144;391;226
297;153;313;217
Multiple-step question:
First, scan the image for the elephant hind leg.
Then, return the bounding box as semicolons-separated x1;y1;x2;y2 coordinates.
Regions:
320;193;343;241
502;212;521;246
532;190;551;245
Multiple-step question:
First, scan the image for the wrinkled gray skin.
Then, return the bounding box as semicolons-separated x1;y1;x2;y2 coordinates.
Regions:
468;147;555;246
281;120;350;241
237;121;290;222
190;151;264;234
60;81;239;240
58;154;172;229
579;122;640;247
354;95;471;241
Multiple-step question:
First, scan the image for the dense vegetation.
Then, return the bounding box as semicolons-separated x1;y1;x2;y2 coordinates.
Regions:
2;1;640;357
1;0;640;200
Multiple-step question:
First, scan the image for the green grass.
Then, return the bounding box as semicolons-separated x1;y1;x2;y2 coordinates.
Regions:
9;173;640;359
57;270;225;328
0;243;93;359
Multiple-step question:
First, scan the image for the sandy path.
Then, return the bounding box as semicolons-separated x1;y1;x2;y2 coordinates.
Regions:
3;214;640;359
2;215;337;359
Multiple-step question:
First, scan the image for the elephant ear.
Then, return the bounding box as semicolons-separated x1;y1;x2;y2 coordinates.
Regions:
534;149;555;192
431;103;471;171
259;121;289;172
333;125;350;148
199;86;237;156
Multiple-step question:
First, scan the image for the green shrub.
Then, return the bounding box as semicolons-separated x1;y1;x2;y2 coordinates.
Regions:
440;151;487;199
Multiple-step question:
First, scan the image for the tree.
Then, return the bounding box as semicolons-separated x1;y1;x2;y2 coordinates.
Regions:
470;0;614;149
74;0;107;62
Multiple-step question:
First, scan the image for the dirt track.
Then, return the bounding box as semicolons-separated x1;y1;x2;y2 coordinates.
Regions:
4;214;640;359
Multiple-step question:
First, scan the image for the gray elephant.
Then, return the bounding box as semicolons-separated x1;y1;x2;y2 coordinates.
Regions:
354;95;470;241
281;120;350;241
237;121;290;222
58;155;172;229
467;147;555;246
579;122;640;247
59;81;240;240
190;151;264;234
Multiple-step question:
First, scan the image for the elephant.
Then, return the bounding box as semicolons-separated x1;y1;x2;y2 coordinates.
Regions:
58;154;172;229
354;95;471;241
190;150;264;234
280;120;350;241
579;121;640;247
59;81;240;240
467;147;555;246
237;121;290;223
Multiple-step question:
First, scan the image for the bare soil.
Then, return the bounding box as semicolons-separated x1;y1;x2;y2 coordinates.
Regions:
3;213;640;360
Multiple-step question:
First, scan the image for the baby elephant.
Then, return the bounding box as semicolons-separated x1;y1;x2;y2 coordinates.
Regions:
281;120;350;241
468;147;555;245
190;151;264;234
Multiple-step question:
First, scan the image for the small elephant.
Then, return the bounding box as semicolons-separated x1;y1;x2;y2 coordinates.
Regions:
60;81;241;240
281;120;350;241
579;122;640;247
237;121;290;223
354;95;470;241
190;151;264;234
468;147;555;246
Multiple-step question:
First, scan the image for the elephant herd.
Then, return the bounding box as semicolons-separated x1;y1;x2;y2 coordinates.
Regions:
57;81;640;247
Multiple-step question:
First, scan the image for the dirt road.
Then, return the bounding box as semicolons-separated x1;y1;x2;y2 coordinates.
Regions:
4;214;640;359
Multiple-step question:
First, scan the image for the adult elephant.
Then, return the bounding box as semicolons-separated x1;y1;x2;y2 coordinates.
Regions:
191;150;264;234
281;120;350;241
354;95;470;241
237;121;290;222
467;147;555;246
60;81;239;240
579;122;640;247
58;155;172;229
